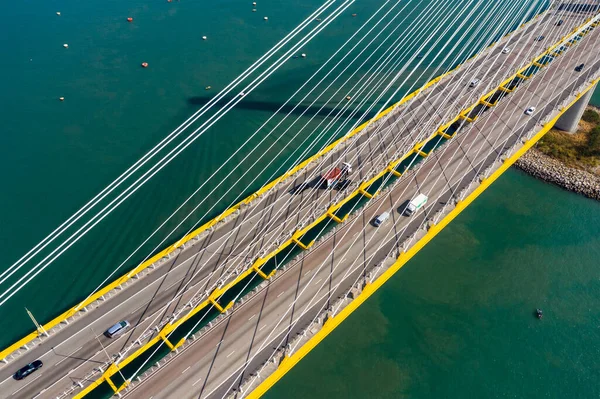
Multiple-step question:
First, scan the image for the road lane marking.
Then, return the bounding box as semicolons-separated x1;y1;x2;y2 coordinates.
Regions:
259;325;267;331
10;373;41;396
216;340;223;347
226;350;235;358
315;278;322;285
192;377;203;386
54;346;82;366
277;291;284;298
182;366;191;374
248;314;256;321
0;375;13;386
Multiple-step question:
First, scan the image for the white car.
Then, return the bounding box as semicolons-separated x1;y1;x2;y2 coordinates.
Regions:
502;47;511;54
525;106;536;115
469;79;480;88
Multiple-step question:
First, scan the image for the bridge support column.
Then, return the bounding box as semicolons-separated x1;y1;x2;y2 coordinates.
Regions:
555;83;597;133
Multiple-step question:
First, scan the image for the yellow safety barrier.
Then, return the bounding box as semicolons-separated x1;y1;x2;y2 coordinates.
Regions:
66;9;600;398
1;3;555;367
245;74;600;399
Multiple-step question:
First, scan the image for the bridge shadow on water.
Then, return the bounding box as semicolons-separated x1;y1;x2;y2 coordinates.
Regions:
187;96;378;122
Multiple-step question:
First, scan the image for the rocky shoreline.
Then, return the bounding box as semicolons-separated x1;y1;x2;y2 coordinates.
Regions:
515;148;600;200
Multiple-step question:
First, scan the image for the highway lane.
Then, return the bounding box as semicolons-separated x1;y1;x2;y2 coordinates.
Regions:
116;14;600;399
1;8;593;398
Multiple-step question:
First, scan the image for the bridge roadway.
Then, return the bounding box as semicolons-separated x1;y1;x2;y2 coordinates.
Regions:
119;23;600;399
0;8;596;399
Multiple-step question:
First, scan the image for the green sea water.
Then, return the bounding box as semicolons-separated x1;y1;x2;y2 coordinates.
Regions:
1;0;600;397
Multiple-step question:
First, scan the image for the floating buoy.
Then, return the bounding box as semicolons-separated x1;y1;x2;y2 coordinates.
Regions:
141;62;149;68
63;44;69;48
253;2;257;5
315;18;322;22
352;13;357;17
167;0;172;2
59;97;65;101
56;11;61;16
346;96;351;101
263;16;268;20
127;17;133;22
202;36;207;40
205;86;211;90
301;53;306;58
252;9;257;12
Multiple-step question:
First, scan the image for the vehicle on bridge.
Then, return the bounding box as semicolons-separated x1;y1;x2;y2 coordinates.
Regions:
502;47;511;54
104;320;130;338
575;63;584;72
13;360;43;380
321;162;353;188
535;35;545;41
556;19;563;26
372;212;390;227
405;193;428;216
525;106;536;116
469;78;480;88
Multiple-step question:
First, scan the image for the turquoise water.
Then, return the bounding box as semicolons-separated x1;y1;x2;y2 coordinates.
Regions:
2;0;600;397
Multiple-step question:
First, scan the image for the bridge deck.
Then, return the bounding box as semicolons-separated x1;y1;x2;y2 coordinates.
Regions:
1;7;599;399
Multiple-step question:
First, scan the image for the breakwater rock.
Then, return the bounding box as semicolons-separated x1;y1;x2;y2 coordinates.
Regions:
515;148;600;200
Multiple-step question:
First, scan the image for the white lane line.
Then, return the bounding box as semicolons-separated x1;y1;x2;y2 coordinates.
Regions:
226;350;235;358
215;340;223;347
315;278;322;285
259;325;267;331
248;314;256;321
10;374;41;396
0;375;13;387
277;291;284;298
192;377;203;387
54;346;82;366
182;366;191;374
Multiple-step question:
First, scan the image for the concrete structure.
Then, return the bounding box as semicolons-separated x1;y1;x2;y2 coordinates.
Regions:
0;7;598;399
554;82;597;132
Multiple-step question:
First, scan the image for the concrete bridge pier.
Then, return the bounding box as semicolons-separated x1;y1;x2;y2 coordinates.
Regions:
554;83;597;133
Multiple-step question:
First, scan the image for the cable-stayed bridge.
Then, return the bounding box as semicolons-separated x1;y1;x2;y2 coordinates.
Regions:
0;1;599;398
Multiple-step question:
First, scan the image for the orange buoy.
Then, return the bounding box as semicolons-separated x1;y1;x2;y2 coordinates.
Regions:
127;17;133;22
141;62;149;68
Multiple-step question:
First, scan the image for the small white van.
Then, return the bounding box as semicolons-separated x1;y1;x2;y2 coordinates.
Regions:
372;212;390;227
104;320;130;338
405;194;428;216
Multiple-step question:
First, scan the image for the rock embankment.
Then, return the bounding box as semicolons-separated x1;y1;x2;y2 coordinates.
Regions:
515;148;600;200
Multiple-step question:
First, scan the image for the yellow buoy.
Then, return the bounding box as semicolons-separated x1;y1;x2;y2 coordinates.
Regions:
301;53;306;58
59;97;65;101
56;11;61;16
253;2;257;5
63;44;69;48
202;36;207;40
263;16;268;20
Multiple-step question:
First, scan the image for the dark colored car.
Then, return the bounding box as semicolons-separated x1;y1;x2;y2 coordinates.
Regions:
535;35;545;41
13;360;43;380
556;19;563;26
575;63;585;72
